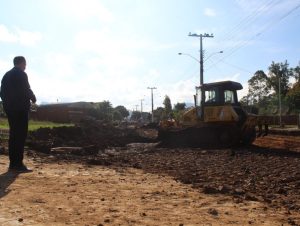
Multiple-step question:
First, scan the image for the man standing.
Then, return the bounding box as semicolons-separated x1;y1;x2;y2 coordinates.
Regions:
0;56;36;172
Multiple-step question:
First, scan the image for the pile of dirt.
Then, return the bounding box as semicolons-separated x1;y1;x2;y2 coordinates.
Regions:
26;119;154;154
254;134;300;152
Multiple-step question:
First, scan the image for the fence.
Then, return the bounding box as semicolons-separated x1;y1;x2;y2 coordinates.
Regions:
261;114;300;128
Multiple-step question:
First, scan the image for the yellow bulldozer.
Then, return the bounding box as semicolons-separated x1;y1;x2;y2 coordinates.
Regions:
158;80;268;147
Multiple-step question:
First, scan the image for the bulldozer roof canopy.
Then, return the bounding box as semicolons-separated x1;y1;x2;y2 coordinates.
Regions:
199;80;243;91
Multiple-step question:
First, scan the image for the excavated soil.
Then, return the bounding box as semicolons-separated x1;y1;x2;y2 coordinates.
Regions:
84;135;300;212
1;124;300;225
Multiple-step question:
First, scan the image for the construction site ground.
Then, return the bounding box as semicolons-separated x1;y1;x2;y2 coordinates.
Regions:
0;125;300;225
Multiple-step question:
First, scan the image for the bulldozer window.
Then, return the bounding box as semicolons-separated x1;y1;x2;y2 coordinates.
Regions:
205;89;217;103
224;90;235;103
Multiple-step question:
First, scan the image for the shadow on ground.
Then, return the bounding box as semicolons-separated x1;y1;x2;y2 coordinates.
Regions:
0;171;19;199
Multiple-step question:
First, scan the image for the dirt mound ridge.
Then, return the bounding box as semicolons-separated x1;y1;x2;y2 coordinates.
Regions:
26;119;153;154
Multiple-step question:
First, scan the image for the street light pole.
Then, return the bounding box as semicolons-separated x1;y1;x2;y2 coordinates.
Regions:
147;87;157;122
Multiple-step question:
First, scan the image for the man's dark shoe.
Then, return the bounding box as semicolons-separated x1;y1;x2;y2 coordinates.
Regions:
8;164;33;173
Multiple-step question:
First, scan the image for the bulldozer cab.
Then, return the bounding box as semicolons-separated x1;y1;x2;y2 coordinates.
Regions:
195;81;243;121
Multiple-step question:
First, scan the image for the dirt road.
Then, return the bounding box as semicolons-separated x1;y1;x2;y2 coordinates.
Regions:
0;133;300;225
0;155;297;225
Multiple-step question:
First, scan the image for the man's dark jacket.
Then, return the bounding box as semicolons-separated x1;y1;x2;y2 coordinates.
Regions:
0;67;36;112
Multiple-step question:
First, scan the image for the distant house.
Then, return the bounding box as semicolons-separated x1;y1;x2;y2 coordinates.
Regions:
30;102;94;123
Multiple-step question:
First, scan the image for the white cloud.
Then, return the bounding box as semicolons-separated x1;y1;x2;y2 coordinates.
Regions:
159;78;197;107
74;29;151;53
0;59;11;73
204;8;216;17
16;28;42;46
0;24;42;46
58;0;114;23
73;29;147;76
0;25;18;43
44;53;75;78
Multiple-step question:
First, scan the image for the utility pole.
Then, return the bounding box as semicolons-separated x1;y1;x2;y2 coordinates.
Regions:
140;99;144;121
147;87;157;122
278;76;282;127
188;32;214;85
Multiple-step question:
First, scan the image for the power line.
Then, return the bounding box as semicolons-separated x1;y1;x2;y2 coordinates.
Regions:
219;60;253;74
209;2;300;71
188;0;279;76
215;0;281;61
219;0;280;43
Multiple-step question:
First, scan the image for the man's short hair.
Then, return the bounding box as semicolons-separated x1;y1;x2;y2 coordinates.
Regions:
13;56;26;66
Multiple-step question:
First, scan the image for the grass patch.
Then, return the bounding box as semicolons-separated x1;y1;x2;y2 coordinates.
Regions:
0;117;74;131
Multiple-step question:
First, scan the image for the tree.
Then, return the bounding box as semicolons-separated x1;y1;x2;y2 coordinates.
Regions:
268;61;292;97
286;82;300;110
153;107;164;122
163;95;172;118
247;70;269;105
239;95;249;106
112;110;123;121
292;62;300;83
97;101;113;120
130;111;141;121
172;102;186;122
174;102;186;111
114;105;129;119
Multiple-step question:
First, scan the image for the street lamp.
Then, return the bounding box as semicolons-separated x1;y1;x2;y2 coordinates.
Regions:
204;51;223;62
178;52;200;63
178;50;223;81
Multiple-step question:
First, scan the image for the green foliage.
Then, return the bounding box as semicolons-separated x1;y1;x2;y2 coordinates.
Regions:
112;110;123;121
163;95;172;119
97;101;113;120
174;102;186;111
268;61;292;96
0;117;73;131
172;102;186;122
153;107;164;122
130;111;141;121
28;120;73;131
292;62;300;82
247;70;269;105
239;95;250;106
286;82;300;110
242;60;300;114
87;101;113;120
114;105;129;119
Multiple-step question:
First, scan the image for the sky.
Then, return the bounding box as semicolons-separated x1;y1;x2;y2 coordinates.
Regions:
0;0;300;112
